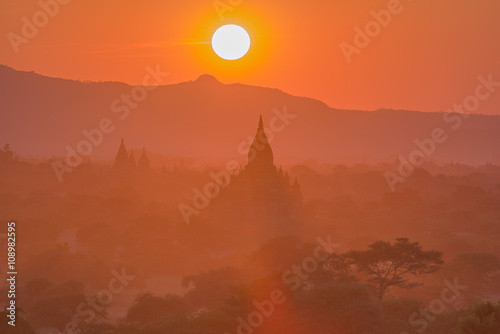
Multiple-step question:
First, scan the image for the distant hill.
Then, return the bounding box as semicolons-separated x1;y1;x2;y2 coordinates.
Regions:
1;65;499;165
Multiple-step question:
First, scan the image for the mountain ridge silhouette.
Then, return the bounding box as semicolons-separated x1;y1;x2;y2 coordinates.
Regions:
1;65;499;165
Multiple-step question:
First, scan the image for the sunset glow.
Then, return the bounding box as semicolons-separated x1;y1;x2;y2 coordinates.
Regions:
1;1;500;333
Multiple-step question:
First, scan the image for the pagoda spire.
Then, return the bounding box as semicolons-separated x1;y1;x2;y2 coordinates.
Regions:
113;138;130;170
247;115;274;169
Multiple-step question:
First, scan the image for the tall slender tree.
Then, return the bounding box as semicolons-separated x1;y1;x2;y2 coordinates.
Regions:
349;238;443;311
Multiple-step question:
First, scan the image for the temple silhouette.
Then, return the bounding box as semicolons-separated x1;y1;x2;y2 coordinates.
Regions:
112;139;152;174
202;115;303;236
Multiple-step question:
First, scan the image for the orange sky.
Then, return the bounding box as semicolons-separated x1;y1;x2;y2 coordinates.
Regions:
1;0;500;113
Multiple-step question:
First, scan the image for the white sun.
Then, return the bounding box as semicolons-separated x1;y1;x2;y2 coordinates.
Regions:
212;24;250;60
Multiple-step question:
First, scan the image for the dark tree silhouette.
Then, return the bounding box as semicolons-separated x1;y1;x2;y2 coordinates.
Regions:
349;238;443;310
